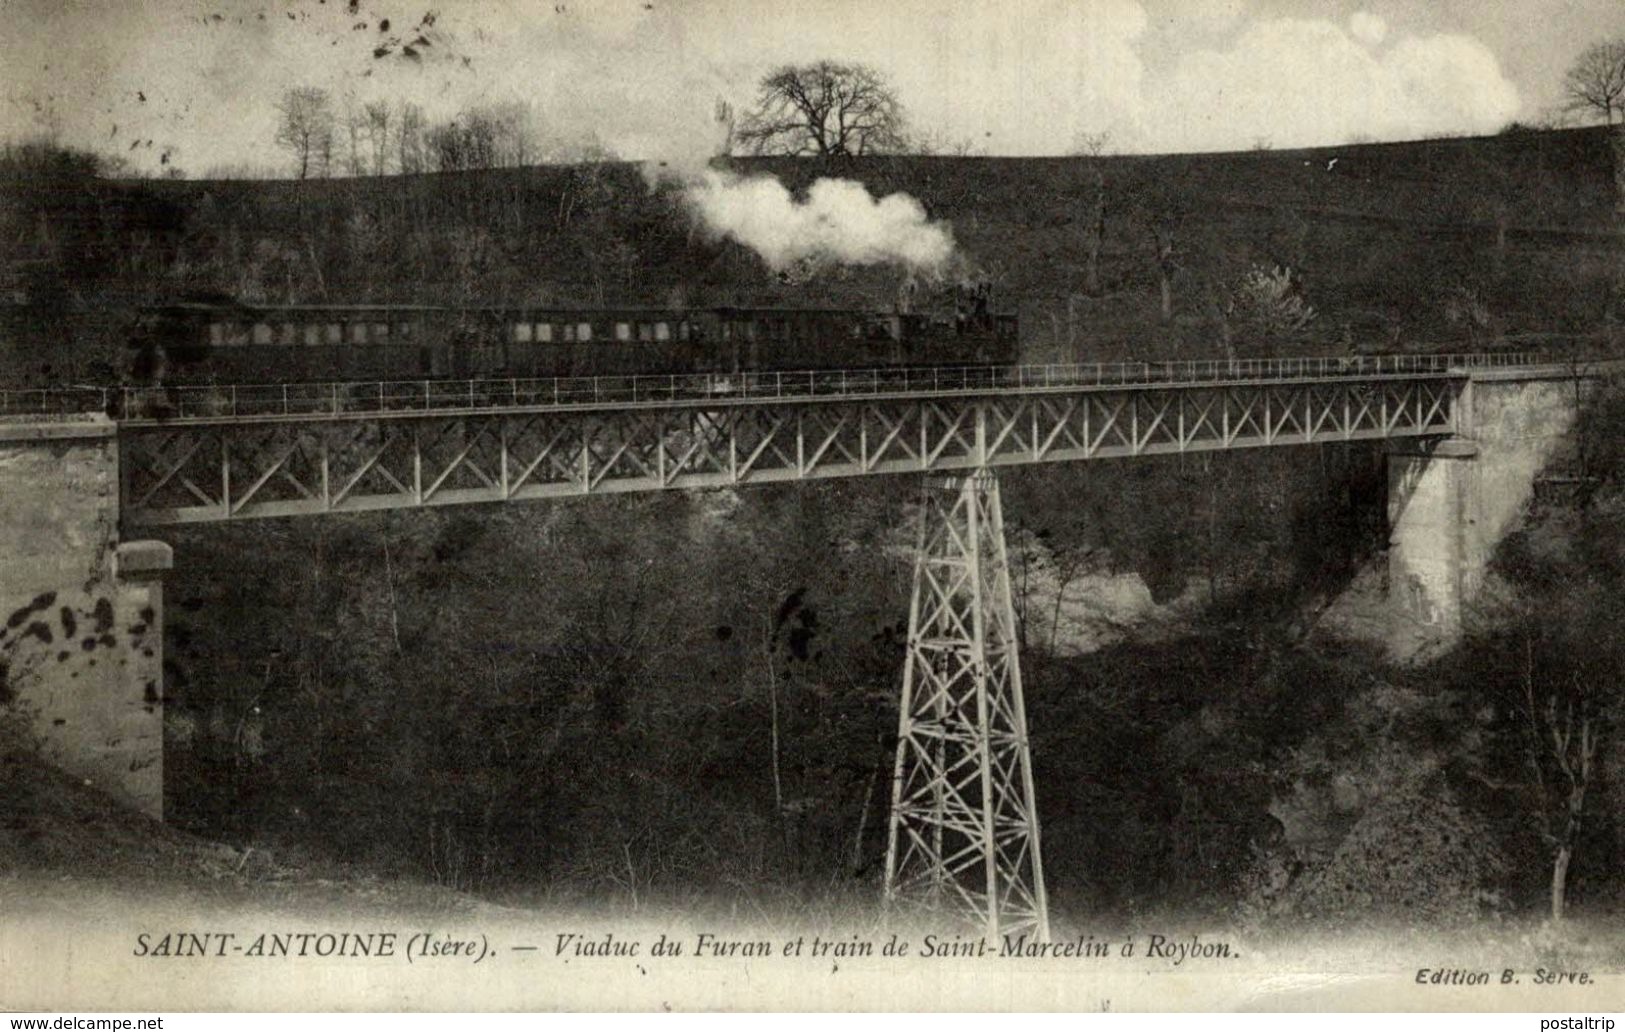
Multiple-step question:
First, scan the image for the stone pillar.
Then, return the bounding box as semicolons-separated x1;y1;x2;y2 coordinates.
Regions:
111;539;171;816
1383;369;1583;654
1386;437;1481;645
0;418;167;818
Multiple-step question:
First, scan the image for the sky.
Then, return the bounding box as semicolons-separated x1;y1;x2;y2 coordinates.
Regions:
1;0;1622;175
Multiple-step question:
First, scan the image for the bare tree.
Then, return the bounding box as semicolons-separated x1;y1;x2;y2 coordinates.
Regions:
737;61;906;157
1502;606;1615;923
1083;168;1107;295
489;100;539;167
363;101;392;175
341;97;367;177
906;127;985;156
1148;218;1180;324
429;119;484;172
315;122;335;179
397;101;427;174
1135;171;1195;325
1564;39;1625;124
1535;671;1600;923
274;87;336;180
1046;541;1098;654
428;102;539;171
1071;130;1113;157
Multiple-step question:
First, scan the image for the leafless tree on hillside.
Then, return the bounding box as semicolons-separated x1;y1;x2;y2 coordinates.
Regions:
430;118;491;172
737;61;906;157
274;87;336;180
429;102;540;171
1082;168;1107;296
486;100;539;167
906;127;986;156
1509;617;1609;923
363;102;392;176
1149;219;1181;324
1071;130;1113;157
341;97;367;177
1564;39;1625;124
1135;173;1195;325
397;102;427;174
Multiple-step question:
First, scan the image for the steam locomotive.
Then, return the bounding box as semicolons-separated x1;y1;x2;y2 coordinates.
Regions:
130;297;1019;384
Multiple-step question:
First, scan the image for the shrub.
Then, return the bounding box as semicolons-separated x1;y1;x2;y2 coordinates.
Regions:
1228;264;1316;340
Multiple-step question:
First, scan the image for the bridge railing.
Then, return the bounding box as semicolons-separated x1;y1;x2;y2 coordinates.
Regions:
0;387;112;420
1;352;1543;421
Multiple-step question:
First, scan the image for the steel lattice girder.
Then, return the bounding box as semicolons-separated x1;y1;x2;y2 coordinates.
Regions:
119;377;1460;525
884;471;1049;941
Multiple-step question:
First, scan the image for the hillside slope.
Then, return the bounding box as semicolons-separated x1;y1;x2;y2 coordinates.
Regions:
2;126;1620;380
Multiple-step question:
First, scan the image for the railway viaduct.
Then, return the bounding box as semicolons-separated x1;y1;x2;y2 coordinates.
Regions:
0;354;1591;937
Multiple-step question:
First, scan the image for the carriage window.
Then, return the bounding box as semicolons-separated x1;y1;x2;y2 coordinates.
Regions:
325;323;343;345
536;322;552;343
372;323;389;341
209;323;224;346
303;324;320;346
397;321;416;339
514;322;533;343
350;323;368;344
279;323;298;346
655;321;671;342
563;324;576;343
677;321;689;342
616;322;632;342
635;322;651;342
252;323;273;345
578;323;593;342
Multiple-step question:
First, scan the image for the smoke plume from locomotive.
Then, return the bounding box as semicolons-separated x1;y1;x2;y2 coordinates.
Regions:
684;170;954;275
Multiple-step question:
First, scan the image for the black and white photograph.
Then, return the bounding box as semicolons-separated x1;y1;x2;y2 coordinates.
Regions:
1;0;1623;1015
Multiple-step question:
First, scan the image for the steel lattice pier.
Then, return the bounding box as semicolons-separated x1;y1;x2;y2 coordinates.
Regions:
884;470;1048;940
120;376;1460;525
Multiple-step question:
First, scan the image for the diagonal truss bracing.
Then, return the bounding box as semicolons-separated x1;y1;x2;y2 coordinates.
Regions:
120;375;1461;526
884;470;1048;940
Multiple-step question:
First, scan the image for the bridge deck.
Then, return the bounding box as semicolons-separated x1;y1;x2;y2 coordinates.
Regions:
0;353;1559;526
114;371;1496;527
